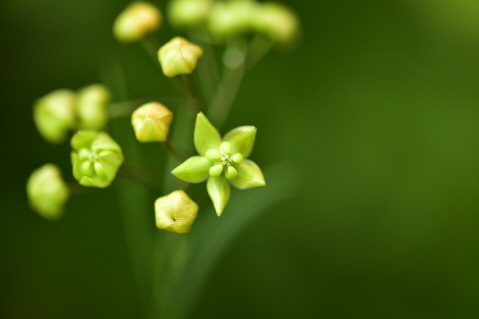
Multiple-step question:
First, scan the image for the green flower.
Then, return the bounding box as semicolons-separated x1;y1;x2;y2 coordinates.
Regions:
33;89;76;144
71;131;124;188
113;1;162;43
26;164;69;221
77;84;111;130
172;112;265;216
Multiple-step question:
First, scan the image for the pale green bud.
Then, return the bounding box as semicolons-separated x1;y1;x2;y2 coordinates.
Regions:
207;0;258;40
171;156;211;183
206;149;221;162
71;131;123;188
113;2;162;43
207;176;230;216
225;166;237;180
251;2;300;46
168;0;213;28
26;164;69;221
77;84;111;130
131;102;173;142
155;190;198;234
232;153;244;164
209;164;224;178
33;89;76;144
220;141;232;155
158;37;204;77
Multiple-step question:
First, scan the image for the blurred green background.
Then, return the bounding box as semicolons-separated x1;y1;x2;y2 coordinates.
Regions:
2;0;479;318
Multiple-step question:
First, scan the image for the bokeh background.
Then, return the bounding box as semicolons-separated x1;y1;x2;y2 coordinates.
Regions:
2;0;479;318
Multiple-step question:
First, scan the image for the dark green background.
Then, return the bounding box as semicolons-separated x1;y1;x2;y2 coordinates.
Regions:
2;0;479;318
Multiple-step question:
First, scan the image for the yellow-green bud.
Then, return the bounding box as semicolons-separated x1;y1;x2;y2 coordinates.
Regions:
33;89;76;144
155;190;198;234
207;0;257;40
131;102;173;142
113;2;162;43
158;37;203;77
251;2;300;46
77;84;111;130
26;164;69;221
168;0;213;28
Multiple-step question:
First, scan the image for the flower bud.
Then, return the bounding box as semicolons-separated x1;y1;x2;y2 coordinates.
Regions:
155;190;198;234
33;89;76;144
131;102;173;142
26;164;69;221
207;0;257;40
158;37;203;77
71;131;123;188
168;0;213;28
251;2;300;46
77;84;111;130
113;2;162;43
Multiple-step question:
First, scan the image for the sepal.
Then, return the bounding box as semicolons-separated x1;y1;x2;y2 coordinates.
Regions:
171;156;211;183
223;126;257;158
207;176;230;216
194;112;221;156
230;159;266;189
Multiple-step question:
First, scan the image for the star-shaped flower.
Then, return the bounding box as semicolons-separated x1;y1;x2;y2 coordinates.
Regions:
172;112;265;216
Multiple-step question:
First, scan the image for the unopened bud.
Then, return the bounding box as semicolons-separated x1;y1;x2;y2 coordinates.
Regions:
252;2;300;46
155;190;198;234
77;84;111;130
113;2;162;43
158;37;203;77
207;0;257;40
131;102;173;142
168;0;213;28
26;164;69;221
33;89;76;144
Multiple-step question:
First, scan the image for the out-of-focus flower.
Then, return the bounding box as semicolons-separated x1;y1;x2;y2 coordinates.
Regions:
168;0;213;28
131;102;173;142
158;37;204;77
26;164;69;220
155;190;198;233
113;2;162;43
33;89;76;144
71;131;124;188
251;2;300;46
77;84;111;130
207;0;257;40
172;112;265;216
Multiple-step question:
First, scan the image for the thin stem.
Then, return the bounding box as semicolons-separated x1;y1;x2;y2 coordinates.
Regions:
180;74;205;112
162;140;191;162
141;34;162;68
118;165;162;194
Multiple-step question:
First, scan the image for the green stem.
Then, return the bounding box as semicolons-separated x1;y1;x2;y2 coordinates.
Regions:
162;140;191;162
141;34;162;68
118;165;162;194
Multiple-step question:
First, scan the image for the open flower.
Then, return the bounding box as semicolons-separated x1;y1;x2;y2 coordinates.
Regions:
71;130;124;188
172;112;265;216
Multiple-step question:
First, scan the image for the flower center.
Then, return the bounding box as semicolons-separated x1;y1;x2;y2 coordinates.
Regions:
220;154;232;167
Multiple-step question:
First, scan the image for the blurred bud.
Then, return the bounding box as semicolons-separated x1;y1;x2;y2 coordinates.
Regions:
155;190;198;234
71;131;124;188
207;0;257;40
113;2;162;43
26;164;69;221
158;37;203;77
252;2;300;46
33;89;76;144
168;0;213;28
77;84;111;130
131;102;173;142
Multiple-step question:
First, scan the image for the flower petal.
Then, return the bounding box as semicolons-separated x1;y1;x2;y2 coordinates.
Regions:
230;159;266;189
71;130;98;151
171;156;211;183
223;126;256;158
207;176;230;216
194;112;221;156
92;132;122;153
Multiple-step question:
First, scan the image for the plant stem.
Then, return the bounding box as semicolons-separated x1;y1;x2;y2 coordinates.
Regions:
118;164;162;194
162;140;191;162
